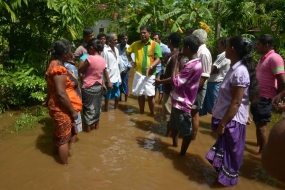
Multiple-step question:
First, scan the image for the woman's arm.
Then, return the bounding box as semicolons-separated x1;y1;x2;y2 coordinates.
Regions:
53;75;78;120
217;86;246;134
78;60;89;74
155;77;172;84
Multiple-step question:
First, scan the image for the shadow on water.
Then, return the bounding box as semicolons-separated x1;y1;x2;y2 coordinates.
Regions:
245;140;257;146
136;137;218;186
199;120;212;130
136;136;285;189
36;117;61;164
117;103;140;115
199;120;217;140
131;119;167;137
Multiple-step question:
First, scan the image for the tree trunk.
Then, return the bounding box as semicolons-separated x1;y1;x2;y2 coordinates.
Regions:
214;2;221;38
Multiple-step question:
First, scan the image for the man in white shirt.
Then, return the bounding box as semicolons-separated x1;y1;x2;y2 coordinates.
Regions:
102;33;121;112
117;34;133;102
200;37;231;115
192;29;212;140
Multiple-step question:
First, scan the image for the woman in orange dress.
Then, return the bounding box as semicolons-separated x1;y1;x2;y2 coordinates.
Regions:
46;40;82;165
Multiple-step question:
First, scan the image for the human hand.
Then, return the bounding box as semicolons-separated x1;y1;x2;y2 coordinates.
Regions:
107;81;113;89
131;62;136;68
247;116;252;125
71;111;78;121
217;121;226;135
155;78;161;84
146;67;154;77
102;83;107;90
277;103;285;112
124;69;130;74
272;93;282;108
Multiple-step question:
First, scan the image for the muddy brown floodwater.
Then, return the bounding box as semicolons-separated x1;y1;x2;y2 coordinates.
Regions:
0;72;285;190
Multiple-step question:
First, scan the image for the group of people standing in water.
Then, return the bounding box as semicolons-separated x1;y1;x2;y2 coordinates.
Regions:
44;24;285;186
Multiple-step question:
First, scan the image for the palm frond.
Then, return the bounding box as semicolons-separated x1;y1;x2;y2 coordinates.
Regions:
158;8;181;21
1;2;16;22
137;14;152;32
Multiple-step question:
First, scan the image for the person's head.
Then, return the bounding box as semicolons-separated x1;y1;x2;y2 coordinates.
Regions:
256;34;274;55
217;37;228;53
192;29;207;45
106;33;118;47
167;32;181;50
119;33;128;46
153;32;162;43
226;36;259;102
182;35;200;58
140;25;151;42
97;33;107;45
185;28;196;36
87;38;104;54
83;28;94;43
51;40;71;62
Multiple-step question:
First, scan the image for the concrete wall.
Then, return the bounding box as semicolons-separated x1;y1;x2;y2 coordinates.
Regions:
92;19;111;35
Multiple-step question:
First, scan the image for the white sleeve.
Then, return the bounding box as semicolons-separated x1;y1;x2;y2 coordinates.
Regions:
200;53;212;78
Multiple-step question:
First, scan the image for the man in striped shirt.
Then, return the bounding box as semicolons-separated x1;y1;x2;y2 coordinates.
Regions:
251;34;285;154
126;25;162;116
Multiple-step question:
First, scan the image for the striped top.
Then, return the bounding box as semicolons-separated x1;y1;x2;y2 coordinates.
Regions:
126;39;162;76
256;50;285;98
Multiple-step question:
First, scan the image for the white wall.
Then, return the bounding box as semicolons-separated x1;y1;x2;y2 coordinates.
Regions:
92;20;111;35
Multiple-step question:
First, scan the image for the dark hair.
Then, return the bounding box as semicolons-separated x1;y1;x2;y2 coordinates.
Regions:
97;33;106;39
257;34;274;47
83;28;93;37
87;38;104;53
51;40;71;59
183;35;200;54
168;32;181;48
119;33;128;39
153;32;162;40
228;36;259;102
185;28;196;36
140;25;151;32
219;37;228;48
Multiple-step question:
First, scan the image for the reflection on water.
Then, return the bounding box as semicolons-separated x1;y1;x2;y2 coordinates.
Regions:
0;74;284;190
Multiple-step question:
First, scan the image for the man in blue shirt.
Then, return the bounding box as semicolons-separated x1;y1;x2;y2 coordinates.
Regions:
117;33;133;102
153;33;171;104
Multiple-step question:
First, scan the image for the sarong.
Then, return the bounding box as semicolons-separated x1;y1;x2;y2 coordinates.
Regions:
82;83;103;126
120;72;129;95
205;117;246;186
132;71;155;96
200;82;221;116
105;81;120;100
49;109;72;146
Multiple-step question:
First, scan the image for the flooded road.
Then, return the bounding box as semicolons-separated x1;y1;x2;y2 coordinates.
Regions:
0;74;284;190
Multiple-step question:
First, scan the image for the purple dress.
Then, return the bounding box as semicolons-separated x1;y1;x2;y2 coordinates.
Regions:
205;61;250;186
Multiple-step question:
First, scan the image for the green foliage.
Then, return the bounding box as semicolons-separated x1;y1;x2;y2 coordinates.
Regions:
1;0;285;114
13;105;48;132
0;66;46;113
14;113;38;132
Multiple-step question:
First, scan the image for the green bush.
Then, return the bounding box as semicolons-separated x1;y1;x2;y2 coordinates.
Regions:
0;66;47;113
14;113;38;132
